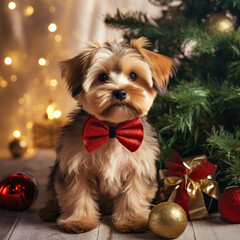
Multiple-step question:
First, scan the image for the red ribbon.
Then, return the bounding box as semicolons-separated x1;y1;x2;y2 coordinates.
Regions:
166;151;217;216
82;116;144;153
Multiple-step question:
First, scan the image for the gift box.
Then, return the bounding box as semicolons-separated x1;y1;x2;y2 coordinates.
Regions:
32;120;64;148
158;151;220;220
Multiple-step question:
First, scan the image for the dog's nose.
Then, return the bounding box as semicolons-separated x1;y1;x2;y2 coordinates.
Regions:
113;89;127;101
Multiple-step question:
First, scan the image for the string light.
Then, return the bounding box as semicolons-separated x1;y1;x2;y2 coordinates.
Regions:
13;130;21;138
26;121;33;129
4;57;12;65
8;2;16;10
18;98;24;105
0;80;8;88
38;58;46;66
53;110;62;119
27;147;35;155
23;93;31;103
10;75;17;82
48;23;57;32
19;140;27;147
49;6;56;13
24;6;34;16
46;103;62;120
54;34;62;42
50;79;58;87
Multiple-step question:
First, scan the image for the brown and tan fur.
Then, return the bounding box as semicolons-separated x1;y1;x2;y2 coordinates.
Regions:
39;37;175;233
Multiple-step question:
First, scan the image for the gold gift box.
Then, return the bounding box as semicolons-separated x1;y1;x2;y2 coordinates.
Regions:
32;120;65;148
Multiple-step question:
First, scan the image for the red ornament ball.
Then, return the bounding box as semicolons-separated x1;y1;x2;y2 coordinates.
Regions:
218;187;240;223
0;173;38;211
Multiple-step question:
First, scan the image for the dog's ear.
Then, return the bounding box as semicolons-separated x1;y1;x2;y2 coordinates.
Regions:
59;43;100;97
131;37;175;94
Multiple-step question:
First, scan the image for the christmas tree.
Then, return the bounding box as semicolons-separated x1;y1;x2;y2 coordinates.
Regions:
105;0;240;189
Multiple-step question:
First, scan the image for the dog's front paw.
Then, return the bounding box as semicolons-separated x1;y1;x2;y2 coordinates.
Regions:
114;218;149;233
57;219;99;233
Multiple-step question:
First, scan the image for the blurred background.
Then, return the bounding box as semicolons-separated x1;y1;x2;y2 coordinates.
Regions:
0;0;161;156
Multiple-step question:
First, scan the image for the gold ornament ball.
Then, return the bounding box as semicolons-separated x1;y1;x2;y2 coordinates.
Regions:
8;139;27;158
148;202;187;239
207;13;234;35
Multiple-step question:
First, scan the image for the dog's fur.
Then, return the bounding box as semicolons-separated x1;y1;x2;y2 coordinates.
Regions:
39;37;175;233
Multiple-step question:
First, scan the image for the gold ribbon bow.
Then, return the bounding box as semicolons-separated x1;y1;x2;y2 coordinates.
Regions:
158;154;220;220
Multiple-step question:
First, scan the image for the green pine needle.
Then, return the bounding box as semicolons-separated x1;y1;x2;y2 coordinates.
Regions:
206;126;240;186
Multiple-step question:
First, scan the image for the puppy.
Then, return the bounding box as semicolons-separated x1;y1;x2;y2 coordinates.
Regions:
39;37;175;233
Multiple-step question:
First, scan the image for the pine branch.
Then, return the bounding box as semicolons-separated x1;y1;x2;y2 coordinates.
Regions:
229;60;240;80
105;9;155;31
149;82;212;155
216;0;240;10
206;126;240;186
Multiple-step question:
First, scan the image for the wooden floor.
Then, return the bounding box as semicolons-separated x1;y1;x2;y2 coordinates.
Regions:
0;149;240;240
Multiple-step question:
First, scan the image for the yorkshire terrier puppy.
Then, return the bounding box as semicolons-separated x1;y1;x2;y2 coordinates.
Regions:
40;37;175;233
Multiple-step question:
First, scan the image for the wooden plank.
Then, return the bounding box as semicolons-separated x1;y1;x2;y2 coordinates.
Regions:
192;213;240;240
0;153;37;240
97;216;111;240
7;150;99;240
0;210;22;240
9;210;99;240
109;221;195;240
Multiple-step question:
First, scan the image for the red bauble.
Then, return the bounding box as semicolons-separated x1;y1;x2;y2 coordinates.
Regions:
218;187;240;223
0;173;38;211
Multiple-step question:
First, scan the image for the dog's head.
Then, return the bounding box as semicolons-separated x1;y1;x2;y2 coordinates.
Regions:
60;37;175;123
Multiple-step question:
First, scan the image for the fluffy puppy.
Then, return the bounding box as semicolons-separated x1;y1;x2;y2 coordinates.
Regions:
39;37;175;233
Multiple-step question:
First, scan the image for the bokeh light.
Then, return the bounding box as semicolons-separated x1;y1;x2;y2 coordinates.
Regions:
50;79;58;87
4;57;12;65
10;75;17;82
13;130;21;138
38;58;46;66
53;110;62;119
8;2;16;10
48;23;57;32
24;6;34;16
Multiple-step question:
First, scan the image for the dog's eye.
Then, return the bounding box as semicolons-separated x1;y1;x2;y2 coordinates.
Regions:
129;72;137;81
99;73;108;82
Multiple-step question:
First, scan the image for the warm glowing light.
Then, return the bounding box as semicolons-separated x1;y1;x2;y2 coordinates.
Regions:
0;80;8;88
10;74;17;82
13;130;21;138
48;23;57;32
46;103;62;119
18;97;24;104
23;93;31;103
19;140;27;148
46;104;55;113
46;104;55;119
24;6;34;16
53;110;62;119
54;34;62;42
38;58;46;66
50;79;58;87
27;147;35;154
49;6;56;13
4;57;12;65
26;121;33;129
8;2;16;10
48;113;54;119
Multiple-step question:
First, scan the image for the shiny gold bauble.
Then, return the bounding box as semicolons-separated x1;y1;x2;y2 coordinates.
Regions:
206;13;234;35
8;138;27;158
148;202;187;239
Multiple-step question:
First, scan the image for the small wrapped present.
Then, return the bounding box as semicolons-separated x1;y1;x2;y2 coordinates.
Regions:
32;120;64;148
158;151;220;220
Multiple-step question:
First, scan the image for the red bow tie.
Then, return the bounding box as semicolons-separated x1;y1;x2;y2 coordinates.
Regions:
82;116;144;153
